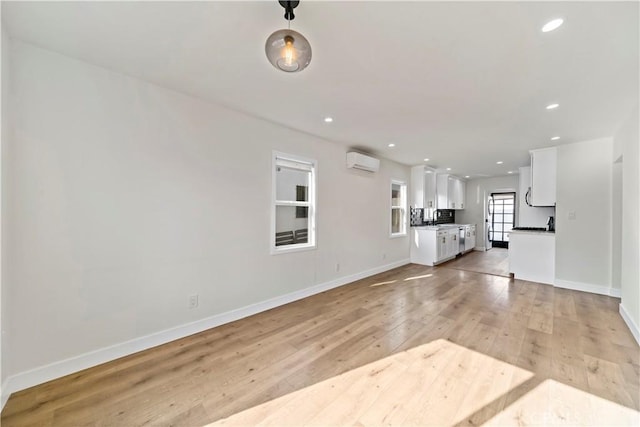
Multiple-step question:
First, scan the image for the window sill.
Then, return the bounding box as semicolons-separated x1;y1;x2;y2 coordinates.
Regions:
271;243;317;255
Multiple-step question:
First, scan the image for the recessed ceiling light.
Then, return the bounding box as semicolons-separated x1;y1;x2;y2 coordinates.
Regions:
446;167;451;171
551;136;560;141
496;161;504;164
546;103;559;110
324;117;333;123
542;18;564;33
465;175;470;178
508;171;513;174
424;158;430;162
388;143;395;148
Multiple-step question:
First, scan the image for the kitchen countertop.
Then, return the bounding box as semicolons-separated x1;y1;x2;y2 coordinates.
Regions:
413;224;472;230
508;229;555;235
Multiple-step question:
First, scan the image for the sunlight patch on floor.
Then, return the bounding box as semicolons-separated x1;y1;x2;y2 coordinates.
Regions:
369;280;397;287
368;274;434;287
403;273;433;281
208;339;533;426
483;379;640;426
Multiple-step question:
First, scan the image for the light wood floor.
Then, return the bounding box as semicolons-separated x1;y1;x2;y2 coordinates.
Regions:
2;259;639;426
442;247;510;277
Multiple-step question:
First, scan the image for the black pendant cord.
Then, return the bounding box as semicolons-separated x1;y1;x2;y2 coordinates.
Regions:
279;0;299;21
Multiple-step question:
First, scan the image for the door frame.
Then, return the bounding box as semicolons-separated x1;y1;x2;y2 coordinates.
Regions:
490;191;516;249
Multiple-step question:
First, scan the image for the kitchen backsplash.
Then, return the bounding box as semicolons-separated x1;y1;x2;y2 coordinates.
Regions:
410;208;456;226
435;209;455;224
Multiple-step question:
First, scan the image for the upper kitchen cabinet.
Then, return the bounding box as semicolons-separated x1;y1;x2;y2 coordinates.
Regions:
411;166;425;208
450;176;465;209
529;147;557;206
436;174;466;210
411;165;437;209
424;168;436;209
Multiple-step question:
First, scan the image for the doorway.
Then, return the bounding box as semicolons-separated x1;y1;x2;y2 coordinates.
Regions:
489;192;515;249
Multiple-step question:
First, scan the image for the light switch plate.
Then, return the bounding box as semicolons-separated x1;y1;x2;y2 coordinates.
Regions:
568;211;576;220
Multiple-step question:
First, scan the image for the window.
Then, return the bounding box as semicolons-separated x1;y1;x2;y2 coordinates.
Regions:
272;152;316;253
390;180;407;237
295;185;308;218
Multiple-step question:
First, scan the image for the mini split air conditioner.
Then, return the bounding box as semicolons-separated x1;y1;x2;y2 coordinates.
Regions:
346;152;380;173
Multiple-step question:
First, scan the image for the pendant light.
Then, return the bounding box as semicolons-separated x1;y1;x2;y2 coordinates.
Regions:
265;1;312;72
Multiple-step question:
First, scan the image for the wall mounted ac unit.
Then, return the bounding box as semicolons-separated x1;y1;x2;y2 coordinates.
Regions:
346;152;380;173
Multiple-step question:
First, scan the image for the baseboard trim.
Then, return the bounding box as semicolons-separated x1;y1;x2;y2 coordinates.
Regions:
0;259;409;409
514;273;554;286
554;279;620;297
619;303;640;346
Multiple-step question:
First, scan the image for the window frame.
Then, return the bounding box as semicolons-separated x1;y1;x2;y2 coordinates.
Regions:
271;151;317;254
390;179;408;238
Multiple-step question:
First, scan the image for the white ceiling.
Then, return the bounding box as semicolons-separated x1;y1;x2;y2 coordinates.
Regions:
3;1;638;177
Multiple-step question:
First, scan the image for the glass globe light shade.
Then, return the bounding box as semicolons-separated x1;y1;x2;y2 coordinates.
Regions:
265;29;312;72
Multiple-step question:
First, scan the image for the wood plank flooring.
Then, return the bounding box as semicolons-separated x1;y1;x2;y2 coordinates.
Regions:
2;258;638;426
442;247;511;277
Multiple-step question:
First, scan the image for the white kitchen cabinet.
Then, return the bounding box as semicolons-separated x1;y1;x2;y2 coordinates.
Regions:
436;174;449;210
436;174;466;210
436;230;448;262
509;230;555;285
424;168;436;210
411;228;451;266
529;147;557;207
411;228;437;265
411;225;472;266
450;177;465;209
411;166;437;212
470;225;477;249
410;166;425;209
449;228;460;256
464;225;476;252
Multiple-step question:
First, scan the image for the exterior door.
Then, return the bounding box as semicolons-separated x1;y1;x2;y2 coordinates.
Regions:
490;192;515;249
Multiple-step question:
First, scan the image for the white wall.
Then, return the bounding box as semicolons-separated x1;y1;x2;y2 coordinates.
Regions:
5;41;410;387
457;175;518;249
614;106;639;343
0;19;9;401
555;138;612;291
611;162;622;291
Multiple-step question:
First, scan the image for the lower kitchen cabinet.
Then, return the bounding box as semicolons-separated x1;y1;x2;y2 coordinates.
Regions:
410;228;438;266
433;230;451;263
508;230;555;285
447;228;459;258
465;225;476;251
411;226;461;266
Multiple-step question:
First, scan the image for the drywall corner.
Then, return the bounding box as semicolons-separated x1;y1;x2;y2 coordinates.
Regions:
620;303;640;346
614;105;639;344
0;16;11;410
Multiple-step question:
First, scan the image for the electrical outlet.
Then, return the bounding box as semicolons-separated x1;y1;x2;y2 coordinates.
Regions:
568;211;576;220
188;294;199;309
382;253;387;260
335;263;340;272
